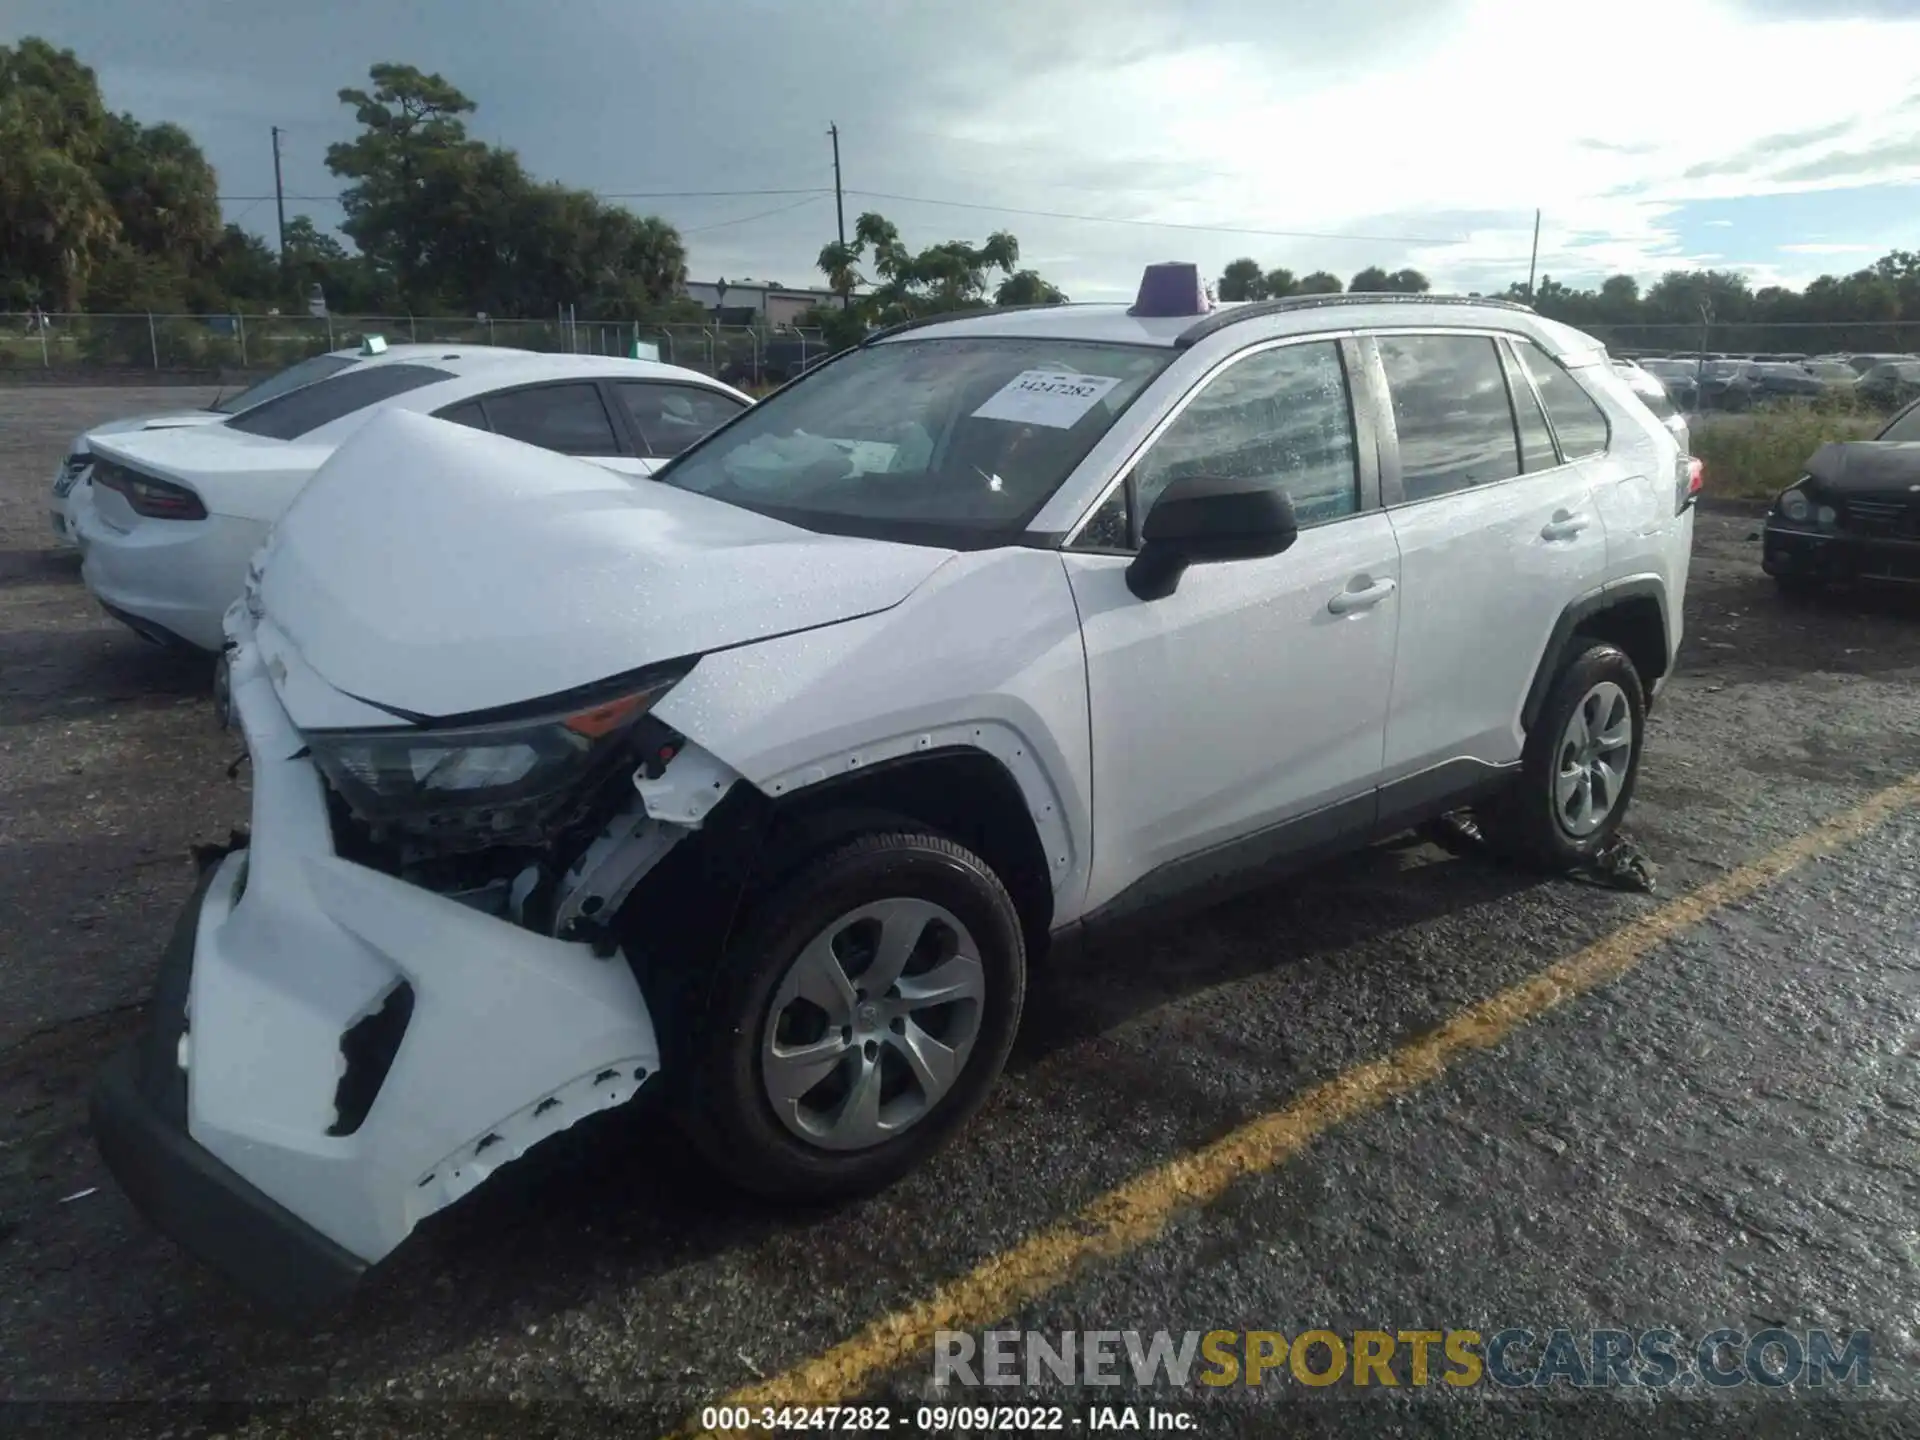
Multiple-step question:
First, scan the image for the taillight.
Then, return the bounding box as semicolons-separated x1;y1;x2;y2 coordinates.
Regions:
1676;455;1703;513
93;461;207;521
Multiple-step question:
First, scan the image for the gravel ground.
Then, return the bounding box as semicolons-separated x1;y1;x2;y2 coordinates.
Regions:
2;386;1919;1438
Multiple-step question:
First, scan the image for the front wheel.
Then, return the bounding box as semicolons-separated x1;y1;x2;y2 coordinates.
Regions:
681;830;1025;1201
1481;642;1646;871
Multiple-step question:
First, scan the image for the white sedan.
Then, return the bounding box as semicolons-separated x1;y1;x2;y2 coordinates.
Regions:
50;341;526;548
77;351;750;651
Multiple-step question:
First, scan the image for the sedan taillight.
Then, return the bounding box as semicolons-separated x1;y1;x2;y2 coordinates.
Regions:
93;460;208;521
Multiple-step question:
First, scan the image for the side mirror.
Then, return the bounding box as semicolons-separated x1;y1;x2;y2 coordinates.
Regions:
1125;474;1299;601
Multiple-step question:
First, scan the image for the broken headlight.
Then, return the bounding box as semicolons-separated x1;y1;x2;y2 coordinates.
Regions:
305;667;687;842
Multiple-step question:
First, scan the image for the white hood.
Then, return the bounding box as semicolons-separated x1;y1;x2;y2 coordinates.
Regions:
255;410;956;719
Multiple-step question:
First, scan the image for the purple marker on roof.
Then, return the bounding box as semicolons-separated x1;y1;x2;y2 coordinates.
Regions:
1129;262;1212;319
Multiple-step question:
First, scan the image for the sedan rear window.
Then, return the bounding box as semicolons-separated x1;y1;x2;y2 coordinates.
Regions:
212;353;357;414
618;381;747;458
224;363;452;440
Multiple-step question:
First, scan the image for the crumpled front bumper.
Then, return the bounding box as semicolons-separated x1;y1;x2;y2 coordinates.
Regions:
92;629;663;1311
1764;519;1920;584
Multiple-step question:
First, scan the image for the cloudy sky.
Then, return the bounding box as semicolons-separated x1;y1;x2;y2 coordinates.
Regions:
13;0;1920;303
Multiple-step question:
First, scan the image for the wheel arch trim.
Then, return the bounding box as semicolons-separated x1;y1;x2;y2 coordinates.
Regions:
1520;578;1671;734
756;724;1081;910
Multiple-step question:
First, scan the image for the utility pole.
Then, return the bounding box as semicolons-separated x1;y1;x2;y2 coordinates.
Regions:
829;122;848;309
1525;208;1541;302
271;126;288;269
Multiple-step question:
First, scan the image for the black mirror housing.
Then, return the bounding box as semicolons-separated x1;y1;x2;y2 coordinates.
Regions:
1126;475;1299;600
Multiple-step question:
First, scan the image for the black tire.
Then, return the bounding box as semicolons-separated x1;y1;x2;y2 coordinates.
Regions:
1480;641;1646;871
680;829;1025;1201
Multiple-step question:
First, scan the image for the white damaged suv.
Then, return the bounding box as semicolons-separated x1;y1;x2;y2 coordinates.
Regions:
93;266;1696;1311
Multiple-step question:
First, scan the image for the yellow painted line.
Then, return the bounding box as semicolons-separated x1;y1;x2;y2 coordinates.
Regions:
684;773;1920;1435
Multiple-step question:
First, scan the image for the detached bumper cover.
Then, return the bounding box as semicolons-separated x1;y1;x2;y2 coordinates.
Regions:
1764;521;1920;583
92;624;664;1309
91;862;366;1312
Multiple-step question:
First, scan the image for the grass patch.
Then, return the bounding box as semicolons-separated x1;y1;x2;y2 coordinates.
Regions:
1691;407;1884;500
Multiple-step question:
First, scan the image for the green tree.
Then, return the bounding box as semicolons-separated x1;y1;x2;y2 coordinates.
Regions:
326;63;484;306
96;116;221;272
0;38;119;308
816;212;1036;325
206;224;281;308
1295;271;1343;294
323;62;688;318
1218;257;1265;301
1262;267;1296;299
1644;268;1753;326
995;269;1067;306
1350;266;1428;294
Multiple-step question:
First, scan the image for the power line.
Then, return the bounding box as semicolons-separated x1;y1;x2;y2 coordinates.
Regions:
839;189;1469;245
681;194;826;234
215;186;832;203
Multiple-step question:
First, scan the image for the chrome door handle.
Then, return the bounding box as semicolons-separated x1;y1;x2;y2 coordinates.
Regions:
1328;577;1397;614
1540;512;1590;541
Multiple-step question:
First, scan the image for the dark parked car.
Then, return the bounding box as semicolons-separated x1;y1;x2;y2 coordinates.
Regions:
1694;359;1760;410
1845;352;1917;375
1855;361;1920;411
1763;397;1920;593
1801;359;1859;388
1747;362;1826;401
1639;358;1700;410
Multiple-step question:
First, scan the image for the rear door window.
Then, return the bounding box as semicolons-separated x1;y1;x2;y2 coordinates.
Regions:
224;363;453;440
616;382;747;458
1376;335;1521;501
479;383;623;456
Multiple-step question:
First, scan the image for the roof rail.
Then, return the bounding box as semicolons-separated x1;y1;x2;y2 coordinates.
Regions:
862;300;1080;346
1174;292;1536;349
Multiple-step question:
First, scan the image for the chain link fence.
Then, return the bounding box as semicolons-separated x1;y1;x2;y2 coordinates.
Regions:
1570;320;1920;360
0;312;829;386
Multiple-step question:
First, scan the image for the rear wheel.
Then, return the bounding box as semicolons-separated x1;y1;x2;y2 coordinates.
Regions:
1481;642;1645;871
681;830;1025;1200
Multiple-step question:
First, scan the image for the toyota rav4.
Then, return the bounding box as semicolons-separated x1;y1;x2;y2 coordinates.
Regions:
92;265;1697;1312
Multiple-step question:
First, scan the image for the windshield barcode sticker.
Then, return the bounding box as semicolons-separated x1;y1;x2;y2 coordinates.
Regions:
971;370;1124;429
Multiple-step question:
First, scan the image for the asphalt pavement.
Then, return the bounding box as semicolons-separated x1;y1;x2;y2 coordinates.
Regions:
1;385;1918;1439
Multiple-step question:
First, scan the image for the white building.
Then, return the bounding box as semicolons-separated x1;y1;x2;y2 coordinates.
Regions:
682;279;845;328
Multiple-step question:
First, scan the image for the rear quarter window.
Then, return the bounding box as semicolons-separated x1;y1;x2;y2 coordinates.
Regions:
224;363;453;440
1515;341;1611;458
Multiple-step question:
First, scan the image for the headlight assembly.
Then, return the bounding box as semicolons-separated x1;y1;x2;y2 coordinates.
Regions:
1779;486;1812;522
304;665;688;844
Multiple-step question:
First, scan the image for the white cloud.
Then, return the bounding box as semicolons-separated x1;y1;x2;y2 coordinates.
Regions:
900;0;1920;294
